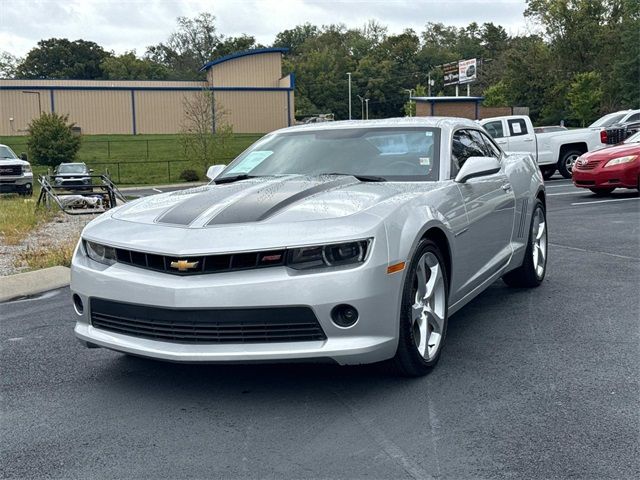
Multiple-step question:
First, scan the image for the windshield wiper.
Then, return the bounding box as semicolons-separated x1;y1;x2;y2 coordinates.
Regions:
322;173;387;182
214;174;257;184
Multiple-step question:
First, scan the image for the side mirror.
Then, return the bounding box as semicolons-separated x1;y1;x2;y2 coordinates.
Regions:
20;152;28;161
89;169;94;173
455;156;501;183
206;164;226;180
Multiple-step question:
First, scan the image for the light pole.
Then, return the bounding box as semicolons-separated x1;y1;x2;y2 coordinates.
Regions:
365;98;370;120
346;72;352;120
357;95;364;119
404;89;415;117
22;90;42;116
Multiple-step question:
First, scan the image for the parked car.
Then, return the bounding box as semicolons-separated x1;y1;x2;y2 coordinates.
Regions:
53;162;92;190
72;117;546;377
572;130;640;195
0;144;33;196
480;115;607;179
590;109;640;130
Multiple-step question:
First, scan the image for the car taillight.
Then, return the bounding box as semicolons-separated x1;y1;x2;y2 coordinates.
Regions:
600;130;608;143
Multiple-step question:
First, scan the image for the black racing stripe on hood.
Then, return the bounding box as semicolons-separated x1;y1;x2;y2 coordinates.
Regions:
155;185;245;225
206;177;357;226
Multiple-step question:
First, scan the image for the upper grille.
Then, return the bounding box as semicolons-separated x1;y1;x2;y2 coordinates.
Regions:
90;298;327;344
574;159;602;171
114;247;286;275
0;165;22;176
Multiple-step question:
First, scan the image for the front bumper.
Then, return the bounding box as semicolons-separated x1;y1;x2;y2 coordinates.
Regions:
0;174;33;193
573;163;639;189
71;240;402;365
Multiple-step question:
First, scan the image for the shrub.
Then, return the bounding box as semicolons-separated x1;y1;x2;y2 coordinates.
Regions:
27;113;81;167
179;169;200;182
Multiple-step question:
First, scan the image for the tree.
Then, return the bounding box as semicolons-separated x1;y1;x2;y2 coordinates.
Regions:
27;113;81;166
179;89;233;172
0;50;21;78
567;71;603;126
17;39;110;79
146;13;258;79
101;52;169;80
482;81;509;107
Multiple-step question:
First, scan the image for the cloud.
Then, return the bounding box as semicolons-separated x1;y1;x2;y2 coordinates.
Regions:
0;0;528;57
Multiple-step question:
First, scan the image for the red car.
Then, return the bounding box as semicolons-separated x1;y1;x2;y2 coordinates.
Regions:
573;131;640;195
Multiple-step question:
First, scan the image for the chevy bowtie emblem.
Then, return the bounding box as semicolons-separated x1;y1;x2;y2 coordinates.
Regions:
170;259;199;271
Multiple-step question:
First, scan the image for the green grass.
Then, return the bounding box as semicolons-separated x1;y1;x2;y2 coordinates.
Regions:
0;195;57;245
0;133;262;185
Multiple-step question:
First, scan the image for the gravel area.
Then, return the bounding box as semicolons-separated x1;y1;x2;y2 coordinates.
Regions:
0;213;96;276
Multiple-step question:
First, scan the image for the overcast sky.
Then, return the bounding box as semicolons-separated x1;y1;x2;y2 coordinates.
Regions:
1;0;533;58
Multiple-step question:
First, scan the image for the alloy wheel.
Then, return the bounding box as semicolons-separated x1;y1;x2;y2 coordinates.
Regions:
531;207;547;279
411;252;446;361
565;153;580;174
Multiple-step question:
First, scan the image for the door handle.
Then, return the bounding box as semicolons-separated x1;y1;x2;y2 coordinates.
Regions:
497;140;507;144
501;183;512;192
523;138;534;142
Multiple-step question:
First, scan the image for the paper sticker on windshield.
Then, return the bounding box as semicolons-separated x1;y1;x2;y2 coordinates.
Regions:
419;157;431;165
227;151;272;174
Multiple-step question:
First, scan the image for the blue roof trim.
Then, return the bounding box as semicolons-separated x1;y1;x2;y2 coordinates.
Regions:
199;48;289;72
413;96;485;103
0;85;293;92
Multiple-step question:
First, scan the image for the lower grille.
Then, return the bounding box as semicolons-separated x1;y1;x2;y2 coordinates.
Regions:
90;298;326;344
0;165;21;176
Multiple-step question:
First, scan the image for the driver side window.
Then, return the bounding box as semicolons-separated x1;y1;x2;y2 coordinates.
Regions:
451;129;487;176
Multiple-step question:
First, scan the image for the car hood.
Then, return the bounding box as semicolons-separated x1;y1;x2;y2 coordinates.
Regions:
0;159;29;166
582;142;640;160
84;175;441;255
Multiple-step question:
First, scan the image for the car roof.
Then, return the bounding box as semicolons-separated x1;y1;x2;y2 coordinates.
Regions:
274;116;480;134
58;162;87;166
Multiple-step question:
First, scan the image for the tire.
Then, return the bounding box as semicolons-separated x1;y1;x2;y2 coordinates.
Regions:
392;239;449;377
557;149;582;179
503;199;547;288
541;166;556;180
589;187;615;196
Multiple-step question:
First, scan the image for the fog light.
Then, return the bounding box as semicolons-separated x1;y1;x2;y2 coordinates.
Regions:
331;304;359;328
72;294;84;315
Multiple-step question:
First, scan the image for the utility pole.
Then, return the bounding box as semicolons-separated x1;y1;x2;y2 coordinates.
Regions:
347;72;352;120
428;72;432;97
365;98;369;120
357;95;364;119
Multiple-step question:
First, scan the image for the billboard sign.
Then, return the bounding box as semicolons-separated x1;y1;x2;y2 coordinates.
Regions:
458;58;477;84
443;62;459;86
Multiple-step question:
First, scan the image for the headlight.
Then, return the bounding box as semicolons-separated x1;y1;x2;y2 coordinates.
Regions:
604;155;638;167
22;164;32;174
84;240;117;266
286;240;370;270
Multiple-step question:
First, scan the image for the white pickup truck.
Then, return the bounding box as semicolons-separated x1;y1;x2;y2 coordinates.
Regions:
479;115;607;179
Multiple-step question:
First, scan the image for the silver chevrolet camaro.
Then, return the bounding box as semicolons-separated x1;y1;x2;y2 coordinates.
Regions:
71;117;547;376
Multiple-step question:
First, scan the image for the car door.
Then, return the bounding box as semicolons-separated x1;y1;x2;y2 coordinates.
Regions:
451;129;515;302
505;117;535;152
483;119;509;150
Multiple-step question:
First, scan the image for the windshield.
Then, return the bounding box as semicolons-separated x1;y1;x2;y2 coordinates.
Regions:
590;113;626;128
0;146;18;159
219;127;441;181
57;164;87;174
624;131;640;144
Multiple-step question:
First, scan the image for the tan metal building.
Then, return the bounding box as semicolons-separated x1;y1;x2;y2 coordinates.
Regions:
0;48;294;136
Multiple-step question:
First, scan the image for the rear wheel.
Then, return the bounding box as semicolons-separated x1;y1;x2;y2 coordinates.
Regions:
392;239;448;377
503;199;547;288
589;187;615;196
558;149;582;179
541;166;556;180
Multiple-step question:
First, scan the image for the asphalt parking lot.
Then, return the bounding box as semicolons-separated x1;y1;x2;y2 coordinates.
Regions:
1;177;639;479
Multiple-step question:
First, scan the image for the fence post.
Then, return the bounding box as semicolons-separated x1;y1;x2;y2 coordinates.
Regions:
107;141;111;159
168;162;171;182
117;163;121;183
146;140;149;160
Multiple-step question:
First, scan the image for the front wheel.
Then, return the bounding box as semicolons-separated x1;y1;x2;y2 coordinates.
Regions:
392;239;449;377
503;199;547;288
557;150;582;179
541;166;556;180
589;187;615;196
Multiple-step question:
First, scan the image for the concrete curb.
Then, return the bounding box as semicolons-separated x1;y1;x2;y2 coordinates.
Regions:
0;266;70;303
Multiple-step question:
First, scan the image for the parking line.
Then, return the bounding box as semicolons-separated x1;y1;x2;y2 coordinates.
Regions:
545;183;574;188
152;188;163;193
548;191;584;196
571;197;640;206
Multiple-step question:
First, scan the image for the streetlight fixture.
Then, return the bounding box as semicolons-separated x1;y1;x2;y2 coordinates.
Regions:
357;95;365;120
22;90;42;116
346;72;352;120
365;98;370;120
